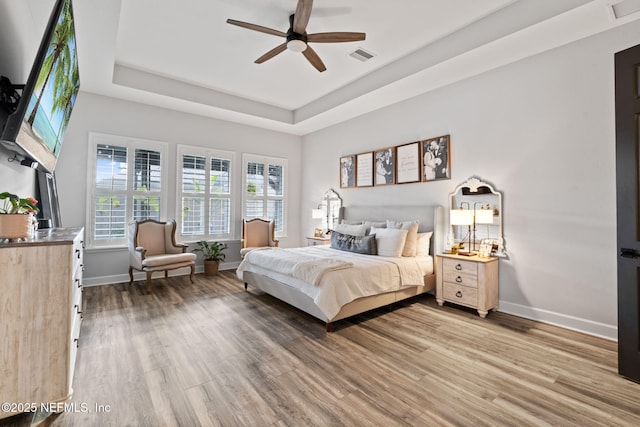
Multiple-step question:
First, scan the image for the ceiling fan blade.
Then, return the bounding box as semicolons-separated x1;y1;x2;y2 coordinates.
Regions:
255;43;288;64
307;32;366;43
302;45;326;72
226;19;287;38
293;0;313;34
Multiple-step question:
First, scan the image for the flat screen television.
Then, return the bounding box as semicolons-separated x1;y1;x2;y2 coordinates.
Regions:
0;0;79;173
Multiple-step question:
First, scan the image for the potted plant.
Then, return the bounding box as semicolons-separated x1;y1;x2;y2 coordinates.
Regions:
192;240;228;276
0;192;39;240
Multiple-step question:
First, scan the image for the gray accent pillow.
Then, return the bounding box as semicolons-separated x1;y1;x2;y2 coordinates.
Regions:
330;232;377;255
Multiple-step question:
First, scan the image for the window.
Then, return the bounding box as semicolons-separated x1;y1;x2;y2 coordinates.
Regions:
242;154;287;236
87;133;167;248
177;145;234;241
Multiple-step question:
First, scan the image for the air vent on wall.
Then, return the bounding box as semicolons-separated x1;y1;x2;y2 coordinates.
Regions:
610;0;640;19
349;48;375;62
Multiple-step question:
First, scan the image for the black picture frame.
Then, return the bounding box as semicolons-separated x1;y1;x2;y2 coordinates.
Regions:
396;141;421;184
356;151;374;187
421;134;451;182
374;147;395;186
339;155;356;188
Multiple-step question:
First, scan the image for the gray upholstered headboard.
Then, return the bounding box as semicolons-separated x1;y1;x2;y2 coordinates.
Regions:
338;205;445;256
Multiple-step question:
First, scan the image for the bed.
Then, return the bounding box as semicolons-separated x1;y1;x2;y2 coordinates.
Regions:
236;205;445;331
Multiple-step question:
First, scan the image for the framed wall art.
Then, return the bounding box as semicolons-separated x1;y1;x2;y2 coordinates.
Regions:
356;151;373;187
396;141;421;184
421;134;451;182
374;147;395;186
339;155;356;188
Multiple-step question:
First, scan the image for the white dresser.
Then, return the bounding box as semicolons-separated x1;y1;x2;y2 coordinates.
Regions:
435;253;499;318
0;228;84;419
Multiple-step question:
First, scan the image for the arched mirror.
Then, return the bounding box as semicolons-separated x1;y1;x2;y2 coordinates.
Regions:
449;177;505;256
319;188;342;232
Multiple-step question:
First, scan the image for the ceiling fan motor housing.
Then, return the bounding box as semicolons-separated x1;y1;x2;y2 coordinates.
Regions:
286;14;308;51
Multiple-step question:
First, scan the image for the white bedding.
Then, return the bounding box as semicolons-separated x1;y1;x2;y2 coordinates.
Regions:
236;246;433;319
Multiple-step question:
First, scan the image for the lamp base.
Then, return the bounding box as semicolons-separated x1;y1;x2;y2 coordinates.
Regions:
456;251;477;256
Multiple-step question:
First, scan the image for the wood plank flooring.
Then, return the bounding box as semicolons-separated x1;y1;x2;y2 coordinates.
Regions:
2;270;640;426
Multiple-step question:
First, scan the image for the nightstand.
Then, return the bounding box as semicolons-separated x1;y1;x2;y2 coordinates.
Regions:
436;253;499;318
306;236;331;246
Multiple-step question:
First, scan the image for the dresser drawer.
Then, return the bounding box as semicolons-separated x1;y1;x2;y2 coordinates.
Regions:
443;283;478;307
442;258;478;287
72;233;84;275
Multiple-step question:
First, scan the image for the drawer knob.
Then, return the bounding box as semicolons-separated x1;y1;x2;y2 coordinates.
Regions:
455;264;462;270
455;290;463;298
455;276;462;283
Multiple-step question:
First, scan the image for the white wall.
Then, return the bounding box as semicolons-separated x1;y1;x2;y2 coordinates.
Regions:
57;92;302;284
301;20;640;340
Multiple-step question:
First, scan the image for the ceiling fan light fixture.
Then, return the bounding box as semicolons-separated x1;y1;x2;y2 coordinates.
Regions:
287;39;307;52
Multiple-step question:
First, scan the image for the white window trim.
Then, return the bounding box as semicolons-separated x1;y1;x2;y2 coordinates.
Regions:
85;132;168;249
242;153;288;238
176;144;236;243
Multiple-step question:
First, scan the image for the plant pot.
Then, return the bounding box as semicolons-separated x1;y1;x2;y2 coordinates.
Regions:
203;259;220;276
0;214;31;240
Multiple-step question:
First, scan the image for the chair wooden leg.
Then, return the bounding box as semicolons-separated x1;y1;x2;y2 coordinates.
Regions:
244;283;248;290
128;267;134;285
165;270;169;279
146;272;152;294
189;264;195;283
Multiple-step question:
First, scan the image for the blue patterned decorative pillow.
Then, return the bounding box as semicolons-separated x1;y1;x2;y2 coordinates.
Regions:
330;232;377;255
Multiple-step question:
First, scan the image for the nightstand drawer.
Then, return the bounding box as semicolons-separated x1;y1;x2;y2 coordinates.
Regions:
442;258;478;287
443;283;478;307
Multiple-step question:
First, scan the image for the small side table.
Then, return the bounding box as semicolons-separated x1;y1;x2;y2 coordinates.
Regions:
306;236;331;246
435;253;499;318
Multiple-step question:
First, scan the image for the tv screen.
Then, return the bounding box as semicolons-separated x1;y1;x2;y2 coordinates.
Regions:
0;0;79;173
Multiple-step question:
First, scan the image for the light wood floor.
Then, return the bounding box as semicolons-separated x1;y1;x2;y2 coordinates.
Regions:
3;270;640;427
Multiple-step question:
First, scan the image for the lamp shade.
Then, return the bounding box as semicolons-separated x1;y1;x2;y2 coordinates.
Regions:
450;209;473;225
475;209;494;224
312;209;324;219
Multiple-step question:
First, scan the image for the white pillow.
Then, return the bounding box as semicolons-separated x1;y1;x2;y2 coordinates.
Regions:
333;223;367;236
416;231;433;257
386;220;419;257
370;227;408;257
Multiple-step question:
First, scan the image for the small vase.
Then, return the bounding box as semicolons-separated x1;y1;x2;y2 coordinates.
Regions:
0;214;32;241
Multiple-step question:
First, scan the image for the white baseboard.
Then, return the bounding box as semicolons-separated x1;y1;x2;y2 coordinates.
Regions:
498;300;617;342
82;261;241;287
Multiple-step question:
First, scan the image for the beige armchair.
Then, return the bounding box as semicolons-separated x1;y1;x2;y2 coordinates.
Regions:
128;219;196;294
240;218;279;259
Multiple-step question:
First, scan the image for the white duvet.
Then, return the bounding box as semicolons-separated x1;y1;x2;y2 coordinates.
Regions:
236;246;433;319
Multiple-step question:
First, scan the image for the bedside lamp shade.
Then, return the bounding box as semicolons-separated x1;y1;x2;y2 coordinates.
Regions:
475;209;494;224
450;209;473;226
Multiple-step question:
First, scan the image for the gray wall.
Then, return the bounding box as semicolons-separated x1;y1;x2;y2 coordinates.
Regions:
300;20;640;340
58;92;302;284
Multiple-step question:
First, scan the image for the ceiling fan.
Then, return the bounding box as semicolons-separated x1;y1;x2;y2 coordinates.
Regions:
226;0;365;72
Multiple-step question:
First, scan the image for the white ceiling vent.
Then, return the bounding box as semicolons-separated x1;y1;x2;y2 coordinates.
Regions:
349;48;375;62
610;0;640;18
